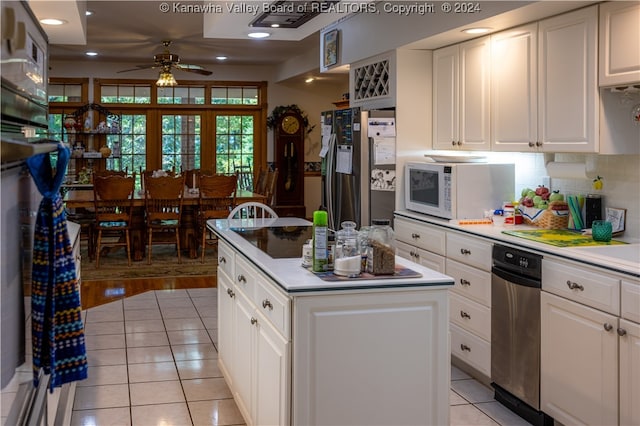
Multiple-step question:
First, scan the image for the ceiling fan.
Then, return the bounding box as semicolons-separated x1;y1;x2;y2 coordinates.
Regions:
117;40;213;78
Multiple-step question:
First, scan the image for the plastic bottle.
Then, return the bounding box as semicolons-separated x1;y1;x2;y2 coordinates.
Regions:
312;210;328;272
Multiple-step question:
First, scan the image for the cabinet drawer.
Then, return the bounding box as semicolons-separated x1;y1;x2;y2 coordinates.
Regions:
621;279;640;323
542;258;620;315
449;292;491;341
450;323;491;377
395;218;446;255
217;241;235;278
255;276;291;338
235;256;257;300
396;241;445;273
446;233;491;271
446;258;492;307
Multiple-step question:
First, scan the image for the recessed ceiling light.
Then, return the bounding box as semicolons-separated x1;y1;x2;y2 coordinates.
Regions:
216;56;228;61
462;27;491;34
305;77;314;83
85;10;93;16
85;51;98;57
270;24;280;28
40;18;67;26
248;31;270;39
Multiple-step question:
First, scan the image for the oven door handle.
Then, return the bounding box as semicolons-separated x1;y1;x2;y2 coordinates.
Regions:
491;266;541;289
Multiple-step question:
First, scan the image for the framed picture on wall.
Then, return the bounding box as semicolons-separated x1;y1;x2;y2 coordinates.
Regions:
323;29;338;68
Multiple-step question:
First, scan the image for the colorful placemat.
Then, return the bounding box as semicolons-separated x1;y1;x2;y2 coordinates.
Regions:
502;229;628;247
308;265;422;282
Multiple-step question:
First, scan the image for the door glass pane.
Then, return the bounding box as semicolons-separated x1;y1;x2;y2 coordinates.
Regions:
111;113;146;189
161;114;201;173
215;114;254;175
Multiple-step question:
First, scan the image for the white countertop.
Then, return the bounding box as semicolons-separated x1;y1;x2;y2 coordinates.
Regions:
208;217;454;293
395;210;640;278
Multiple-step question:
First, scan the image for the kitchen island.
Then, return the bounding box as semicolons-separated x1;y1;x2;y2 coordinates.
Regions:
208;217;454;426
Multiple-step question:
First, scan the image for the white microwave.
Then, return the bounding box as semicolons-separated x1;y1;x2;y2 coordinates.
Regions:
404;162;515;220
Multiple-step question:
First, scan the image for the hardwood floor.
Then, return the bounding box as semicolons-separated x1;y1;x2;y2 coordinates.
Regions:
80;275;216;310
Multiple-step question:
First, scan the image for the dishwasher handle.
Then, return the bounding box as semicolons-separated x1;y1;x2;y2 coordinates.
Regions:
492;266;541;289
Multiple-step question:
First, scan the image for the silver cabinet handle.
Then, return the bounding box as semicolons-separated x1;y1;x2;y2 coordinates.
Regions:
237;274;247;283
218;256;226;264
460;311;470;319
604;323;613;332
617;328;627;337
566;280;584;291
460;344;471;352
262;299;273;310
226;288;235;298
460;278;471;286
251;317;258;325
460;248;471;255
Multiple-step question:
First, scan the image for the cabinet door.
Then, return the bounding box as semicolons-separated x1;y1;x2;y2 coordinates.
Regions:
217;273;235;385
233;288;255;423
255;315;290;426
394;217;446;255
599;1;640;86
540;292;618;426
491;23;538;151
619;318;640;426
396;241;445;273
538;6;598;152
459;36;491;150
433;44;459;150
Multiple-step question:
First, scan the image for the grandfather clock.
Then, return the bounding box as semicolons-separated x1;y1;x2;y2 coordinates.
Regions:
273;110;306;217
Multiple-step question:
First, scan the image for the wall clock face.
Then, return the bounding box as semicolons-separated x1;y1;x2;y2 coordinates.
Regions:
281;115;301;134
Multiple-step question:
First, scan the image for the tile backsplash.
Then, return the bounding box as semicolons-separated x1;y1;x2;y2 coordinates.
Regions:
482;152;640;241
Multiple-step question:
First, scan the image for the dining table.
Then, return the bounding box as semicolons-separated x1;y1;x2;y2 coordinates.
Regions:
64;188;268;260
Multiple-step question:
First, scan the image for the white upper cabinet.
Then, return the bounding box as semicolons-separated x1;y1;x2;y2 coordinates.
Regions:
599;1;640;87
433;36;491;151
491;6;599;153
491;23;538;152
538;5;599;152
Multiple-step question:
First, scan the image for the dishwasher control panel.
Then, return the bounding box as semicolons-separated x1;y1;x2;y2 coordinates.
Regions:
492;244;542;280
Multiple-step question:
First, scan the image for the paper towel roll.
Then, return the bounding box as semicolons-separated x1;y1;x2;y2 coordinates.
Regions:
545;162;593;179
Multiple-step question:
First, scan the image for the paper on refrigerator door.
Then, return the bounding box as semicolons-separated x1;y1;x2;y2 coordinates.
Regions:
373;137;395;165
336;145;353;174
368;118;396;137
319;133;333;158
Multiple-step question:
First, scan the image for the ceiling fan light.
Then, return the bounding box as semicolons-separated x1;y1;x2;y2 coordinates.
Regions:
156;70;177;86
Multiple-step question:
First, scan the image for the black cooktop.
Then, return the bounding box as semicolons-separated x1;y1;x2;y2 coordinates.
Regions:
231;225;313;259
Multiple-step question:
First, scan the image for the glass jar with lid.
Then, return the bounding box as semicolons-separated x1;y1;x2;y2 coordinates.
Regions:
366;219;396;275
334;221;361;277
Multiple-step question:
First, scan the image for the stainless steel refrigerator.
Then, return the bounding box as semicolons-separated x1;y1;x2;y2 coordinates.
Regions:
320;107;396;231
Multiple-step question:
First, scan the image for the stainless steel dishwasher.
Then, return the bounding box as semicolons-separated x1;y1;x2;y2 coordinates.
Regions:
491;244;553;426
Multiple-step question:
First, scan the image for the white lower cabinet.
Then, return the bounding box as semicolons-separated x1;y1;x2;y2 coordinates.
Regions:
541;258;640;426
541;291;618;425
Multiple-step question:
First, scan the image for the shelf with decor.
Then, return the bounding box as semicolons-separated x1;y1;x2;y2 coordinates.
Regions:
63;103;123;182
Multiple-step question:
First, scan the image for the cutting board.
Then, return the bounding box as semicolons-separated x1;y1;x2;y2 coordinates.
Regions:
502;229;627;247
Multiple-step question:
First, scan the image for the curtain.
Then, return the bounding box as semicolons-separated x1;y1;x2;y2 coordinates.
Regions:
26;145;88;390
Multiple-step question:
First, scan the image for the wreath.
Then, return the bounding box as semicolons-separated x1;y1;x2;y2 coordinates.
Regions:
266;104;315;134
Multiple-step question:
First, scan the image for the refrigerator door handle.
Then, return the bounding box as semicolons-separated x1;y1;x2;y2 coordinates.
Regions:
325;133;336;230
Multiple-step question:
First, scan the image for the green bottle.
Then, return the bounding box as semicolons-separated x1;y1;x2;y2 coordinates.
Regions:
312;210;328;272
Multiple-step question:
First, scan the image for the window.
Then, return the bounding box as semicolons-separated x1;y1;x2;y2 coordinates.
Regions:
211;86;259;105
161;114;201;172
215;114;255;173
100;84;151;104
158;86;205;104
111;113;147;181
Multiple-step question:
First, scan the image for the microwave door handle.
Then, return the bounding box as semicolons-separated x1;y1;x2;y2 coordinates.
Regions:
326;134;336;230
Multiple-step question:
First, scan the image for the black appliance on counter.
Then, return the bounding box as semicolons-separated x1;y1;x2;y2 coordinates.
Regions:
491;244;553;426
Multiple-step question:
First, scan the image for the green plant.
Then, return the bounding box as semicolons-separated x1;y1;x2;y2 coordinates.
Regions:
266;104;315;134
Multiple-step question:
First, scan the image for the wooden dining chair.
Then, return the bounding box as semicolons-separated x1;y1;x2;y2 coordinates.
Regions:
254;168;268;196
143;173;186;264
92;173;136;268
93;169;127;179
228;202;278;220
197;173;238;262
265;168;279;206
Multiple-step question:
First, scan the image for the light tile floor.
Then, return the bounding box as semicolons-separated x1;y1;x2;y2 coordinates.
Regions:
69;288;531;426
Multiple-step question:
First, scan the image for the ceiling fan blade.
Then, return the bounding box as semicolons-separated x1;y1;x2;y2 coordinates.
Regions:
117;64;156;73
176;64;213;75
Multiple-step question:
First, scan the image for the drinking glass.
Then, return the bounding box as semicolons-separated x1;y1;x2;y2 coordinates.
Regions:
592;220;612;242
